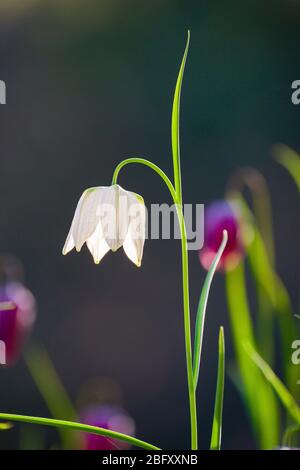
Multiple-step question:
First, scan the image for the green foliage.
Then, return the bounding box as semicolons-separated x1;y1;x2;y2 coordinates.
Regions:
225;263;280;448
193;230;228;387
171;30;190;203
245;343;300;425
210;327;225;450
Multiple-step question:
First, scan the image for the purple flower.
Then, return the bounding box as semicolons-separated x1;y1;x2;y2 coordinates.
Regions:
0;282;36;365
80;405;135;450
199;200;244;271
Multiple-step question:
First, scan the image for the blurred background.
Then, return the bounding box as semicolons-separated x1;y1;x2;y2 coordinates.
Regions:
0;0;299;449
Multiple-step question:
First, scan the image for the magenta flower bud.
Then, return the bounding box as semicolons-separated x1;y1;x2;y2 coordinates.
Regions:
0;282;36;365
80;405;135;450
199;200;244;271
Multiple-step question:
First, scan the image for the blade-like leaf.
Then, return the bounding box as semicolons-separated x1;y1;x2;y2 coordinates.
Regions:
171;31;190;203
245;342;300;425
210;327;225;450
273;144;300;191
0;413;160;450
193;230;228;387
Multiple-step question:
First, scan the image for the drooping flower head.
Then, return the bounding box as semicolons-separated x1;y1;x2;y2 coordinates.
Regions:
63;185;146;267
80;404;135;450
0;256;36;365
199;200;244;271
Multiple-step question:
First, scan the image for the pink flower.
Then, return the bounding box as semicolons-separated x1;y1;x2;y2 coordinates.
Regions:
80;405;135;450
0;282;36;365
199;200;244;271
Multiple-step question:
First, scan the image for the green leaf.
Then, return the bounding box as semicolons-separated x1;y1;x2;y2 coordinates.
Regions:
171;31;190;203
244;342;300;425
210;327;225;450
0;413;160;450
193;230;228;387
273;144;300;191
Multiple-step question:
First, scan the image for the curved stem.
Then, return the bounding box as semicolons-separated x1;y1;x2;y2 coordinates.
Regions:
112;157;198;450
112;158;178;203
0;413;160;450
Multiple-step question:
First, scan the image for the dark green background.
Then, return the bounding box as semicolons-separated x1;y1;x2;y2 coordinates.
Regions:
0;0;299;449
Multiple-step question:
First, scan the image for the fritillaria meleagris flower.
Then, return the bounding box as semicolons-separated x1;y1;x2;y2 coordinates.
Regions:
0;281;36;365
80;405;135;450
199;200;244;271
63;185;146;267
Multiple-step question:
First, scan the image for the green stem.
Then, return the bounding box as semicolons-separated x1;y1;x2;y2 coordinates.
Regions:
210;327;225;450
112;158;178;202
0;413;160;450
112;157;197;450
178;210;198;450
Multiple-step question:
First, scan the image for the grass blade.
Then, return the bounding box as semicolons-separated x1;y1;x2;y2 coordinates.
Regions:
210;327;225;450
0;413;160;450
244;342;300;425
171;31;190;202
193;230;228;387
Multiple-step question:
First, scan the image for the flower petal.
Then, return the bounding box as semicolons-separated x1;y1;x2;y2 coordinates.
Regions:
123;193;146;267
62;189;90;255
62;232;75;256
101;185;130;252
71;188;105;252
86;222;110;264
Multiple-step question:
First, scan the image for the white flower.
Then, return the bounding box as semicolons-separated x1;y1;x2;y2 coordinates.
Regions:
63;184;146;267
